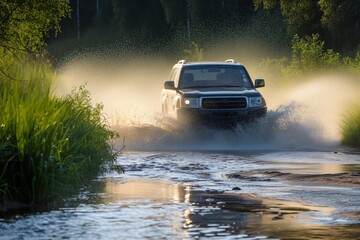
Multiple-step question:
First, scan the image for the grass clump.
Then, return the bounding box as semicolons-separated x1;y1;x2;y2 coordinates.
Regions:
0;61;122;204
341;106;360;149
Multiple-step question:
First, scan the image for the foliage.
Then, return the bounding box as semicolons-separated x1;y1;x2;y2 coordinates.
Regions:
0;61;122;204
0;0;70;78
183;42;204;62
0;0;70;52
253;0;360;54
341;105;360;149
253;0;277;9
318;0;360;54
260;34;358;83
285;34;339;76
255;0;322;36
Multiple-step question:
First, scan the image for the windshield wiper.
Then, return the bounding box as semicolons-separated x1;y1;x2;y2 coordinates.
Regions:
215;85;244;88
183;86;214;89
183;85;246;89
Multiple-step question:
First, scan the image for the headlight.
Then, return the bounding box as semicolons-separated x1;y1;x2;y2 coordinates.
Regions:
181;98;199;108
249;97;266;107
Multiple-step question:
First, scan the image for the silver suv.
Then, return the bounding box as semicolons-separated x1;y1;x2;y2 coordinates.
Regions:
161;59;267;126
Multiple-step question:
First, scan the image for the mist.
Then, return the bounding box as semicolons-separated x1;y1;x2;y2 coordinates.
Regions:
55;47;360;152
56;55;169;125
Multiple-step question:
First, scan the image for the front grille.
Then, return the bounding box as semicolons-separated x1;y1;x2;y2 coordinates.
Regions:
201;97;247;109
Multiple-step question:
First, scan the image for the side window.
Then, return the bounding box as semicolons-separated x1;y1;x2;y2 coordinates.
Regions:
173;67;181;87
167;67;181;87
168;69;175;80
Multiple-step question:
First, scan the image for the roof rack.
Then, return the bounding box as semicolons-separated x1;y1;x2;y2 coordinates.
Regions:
225;59;237;63
178;60;187;64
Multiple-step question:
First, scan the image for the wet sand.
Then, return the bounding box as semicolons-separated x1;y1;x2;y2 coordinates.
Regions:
224;170;360;187
224;170;360;221
186;189;360;239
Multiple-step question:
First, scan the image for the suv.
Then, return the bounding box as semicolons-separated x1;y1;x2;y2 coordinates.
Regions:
161;59;267;126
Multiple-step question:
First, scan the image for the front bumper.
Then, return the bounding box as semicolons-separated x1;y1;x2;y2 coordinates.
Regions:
176;106;267;126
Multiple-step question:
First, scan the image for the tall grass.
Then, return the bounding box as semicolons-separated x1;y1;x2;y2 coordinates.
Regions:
0;61;122;204
341;106;360;149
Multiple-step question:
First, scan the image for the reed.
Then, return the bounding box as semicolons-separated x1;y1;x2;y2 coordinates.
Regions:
0;61;122;204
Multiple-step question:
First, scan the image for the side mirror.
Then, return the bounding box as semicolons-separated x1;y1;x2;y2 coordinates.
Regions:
164;80;175;90
255;79;265;88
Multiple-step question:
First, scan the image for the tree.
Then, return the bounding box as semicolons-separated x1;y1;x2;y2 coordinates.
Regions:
319;0;360;54
0;0;70;77
0;0;70;56
254;0;360;55
253;0;322;37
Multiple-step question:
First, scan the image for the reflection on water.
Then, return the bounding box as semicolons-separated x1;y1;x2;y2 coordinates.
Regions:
1;177;359;239
104;178;186;203
0;178;189;240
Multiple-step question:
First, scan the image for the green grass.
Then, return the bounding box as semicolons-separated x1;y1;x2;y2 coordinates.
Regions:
341;106;360;149
0;61;123;204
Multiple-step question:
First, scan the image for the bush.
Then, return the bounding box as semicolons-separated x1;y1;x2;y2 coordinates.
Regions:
183;42;204;62
0;61;122;204
283;34;342;79
260;34;360;83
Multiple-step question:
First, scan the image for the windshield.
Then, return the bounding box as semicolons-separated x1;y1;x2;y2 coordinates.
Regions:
179;65;253;89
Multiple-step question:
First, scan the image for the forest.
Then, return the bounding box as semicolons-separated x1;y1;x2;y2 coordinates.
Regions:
51;0;360;57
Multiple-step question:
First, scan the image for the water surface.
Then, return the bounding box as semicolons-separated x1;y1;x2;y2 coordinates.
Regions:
1;150;360;239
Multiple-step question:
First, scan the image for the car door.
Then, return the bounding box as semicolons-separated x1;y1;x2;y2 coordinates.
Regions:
168;67;182;118
162;67;179;117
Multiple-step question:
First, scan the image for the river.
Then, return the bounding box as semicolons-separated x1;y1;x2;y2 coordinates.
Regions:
1;121;360;239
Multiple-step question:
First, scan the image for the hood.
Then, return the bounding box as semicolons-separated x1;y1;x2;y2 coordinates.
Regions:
179;87;260;97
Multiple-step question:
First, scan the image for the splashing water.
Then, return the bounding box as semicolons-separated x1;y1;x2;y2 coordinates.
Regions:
112;102;339;151
56;56;360;152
